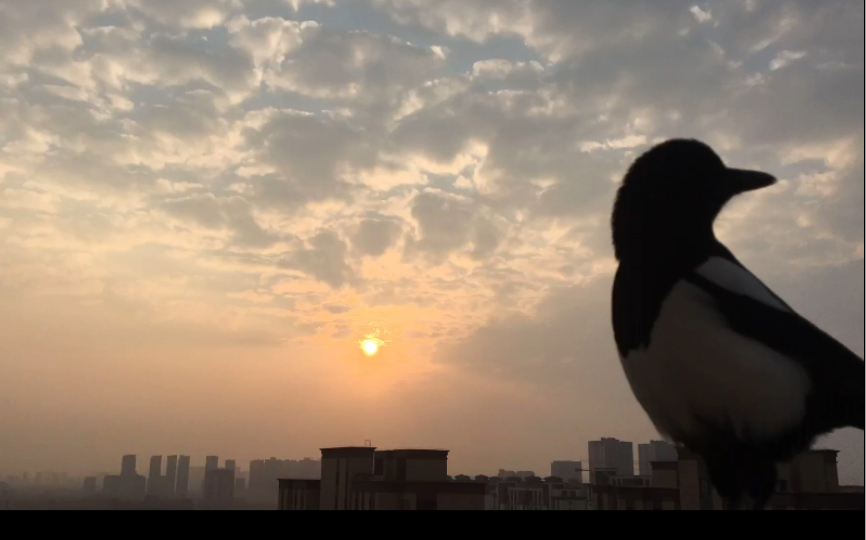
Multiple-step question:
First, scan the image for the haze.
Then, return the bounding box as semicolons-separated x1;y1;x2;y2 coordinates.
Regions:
0;0;862;484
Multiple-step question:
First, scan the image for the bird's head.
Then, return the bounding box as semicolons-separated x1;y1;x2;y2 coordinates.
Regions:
611;139;777;261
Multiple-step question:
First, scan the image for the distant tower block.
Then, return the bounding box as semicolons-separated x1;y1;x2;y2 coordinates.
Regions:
166;455;178;496
176;456;191;497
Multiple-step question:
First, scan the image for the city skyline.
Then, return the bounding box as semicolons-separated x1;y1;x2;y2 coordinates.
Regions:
0;1;862;486
0;435;847;484
4;442;862;511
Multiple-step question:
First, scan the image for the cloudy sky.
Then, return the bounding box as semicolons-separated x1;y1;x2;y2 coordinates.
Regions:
0;0;863;482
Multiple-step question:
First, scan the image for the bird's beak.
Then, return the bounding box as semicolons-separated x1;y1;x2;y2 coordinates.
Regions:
726;168;777;194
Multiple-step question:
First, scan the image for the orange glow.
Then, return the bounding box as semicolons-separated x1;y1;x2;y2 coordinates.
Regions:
361;339;379;356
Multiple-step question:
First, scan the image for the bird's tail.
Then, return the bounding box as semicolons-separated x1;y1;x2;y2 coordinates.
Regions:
852;368;865;431
817;356;865;434
837;359;864;431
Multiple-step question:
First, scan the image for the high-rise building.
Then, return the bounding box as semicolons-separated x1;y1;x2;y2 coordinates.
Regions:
638;441;679;477
123;474;147;500
203;468;235;509
121;455;137;477
176;456;191;497
148;456;163;495
105;472;146;500
166;456;178;496
550;461;584;482
103;475;121;496
205;456;219;472
149;456;162;479
588;438;634;481
188;466;206;494
83;477;97;494
234;477;247;497
225;460;236;471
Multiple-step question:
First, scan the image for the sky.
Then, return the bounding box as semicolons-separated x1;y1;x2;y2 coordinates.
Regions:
0;0;863;483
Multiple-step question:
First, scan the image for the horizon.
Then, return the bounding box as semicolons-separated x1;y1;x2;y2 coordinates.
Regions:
0;1;863;487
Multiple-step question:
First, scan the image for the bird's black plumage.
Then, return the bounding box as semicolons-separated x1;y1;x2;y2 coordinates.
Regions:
611;139;865;511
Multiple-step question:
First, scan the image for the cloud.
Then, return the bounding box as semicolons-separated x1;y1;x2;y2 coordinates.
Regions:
0;0;861;478
160;194;280;248
352;215;404;257
690;6;713;24
404;190;503;263
268;27;445;100
278;230;355;288
324;303;352;314
769;50;807;70
243;109;380;211
125;0;237;29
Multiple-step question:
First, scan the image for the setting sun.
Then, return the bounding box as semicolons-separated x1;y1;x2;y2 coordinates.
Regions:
361;340;379;356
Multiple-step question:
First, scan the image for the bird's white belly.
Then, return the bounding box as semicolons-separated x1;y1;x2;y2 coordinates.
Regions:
621;281;812;444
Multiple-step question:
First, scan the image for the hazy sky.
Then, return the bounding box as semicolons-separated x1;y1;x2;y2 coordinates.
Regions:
0;0;863;483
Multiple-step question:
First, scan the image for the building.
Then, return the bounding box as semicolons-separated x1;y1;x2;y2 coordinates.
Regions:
234;477;247;498
495;477;550;510
205;456;219;472
188;466;206;494
176;456;190;497
278;447;487;511
103;475;121;497
249;457;320;503
147;456;162;496
83;477;97;494
145;455;180;498
320;446;378;510
637;440;678;476
497;469;536;479
203;468;235;509
165;456;178;496
106;455;146;500
350;477;486;510
121;455;137;477
591;448;864;511
104;473;146;500
549;480;591;510
280;480;321;510
149;456;162;479
610;475;652;488
492;477;590;510
550;461;584;483
225;460;236;471
125;475;147;500
593;465;680;510
588;438;634;481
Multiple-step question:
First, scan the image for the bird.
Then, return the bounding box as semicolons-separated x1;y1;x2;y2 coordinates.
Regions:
610;138;865;511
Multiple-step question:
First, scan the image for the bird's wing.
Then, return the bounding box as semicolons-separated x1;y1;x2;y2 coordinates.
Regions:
685;256;865;433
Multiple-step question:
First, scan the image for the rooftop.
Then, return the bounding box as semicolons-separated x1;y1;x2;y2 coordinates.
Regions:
319;447;377;458
374;449;450;459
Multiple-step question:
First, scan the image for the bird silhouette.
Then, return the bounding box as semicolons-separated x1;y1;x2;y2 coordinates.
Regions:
610;139;865;510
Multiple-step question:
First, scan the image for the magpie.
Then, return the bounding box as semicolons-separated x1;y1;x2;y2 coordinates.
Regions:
611;139;865;511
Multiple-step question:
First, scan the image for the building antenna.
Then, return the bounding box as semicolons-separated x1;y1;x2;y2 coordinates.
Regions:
364;440;372;447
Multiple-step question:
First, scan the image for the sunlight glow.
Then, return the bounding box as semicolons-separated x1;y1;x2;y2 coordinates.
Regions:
361;339;379;356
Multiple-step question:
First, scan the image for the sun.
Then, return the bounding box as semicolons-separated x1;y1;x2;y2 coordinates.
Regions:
361;339;379;356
